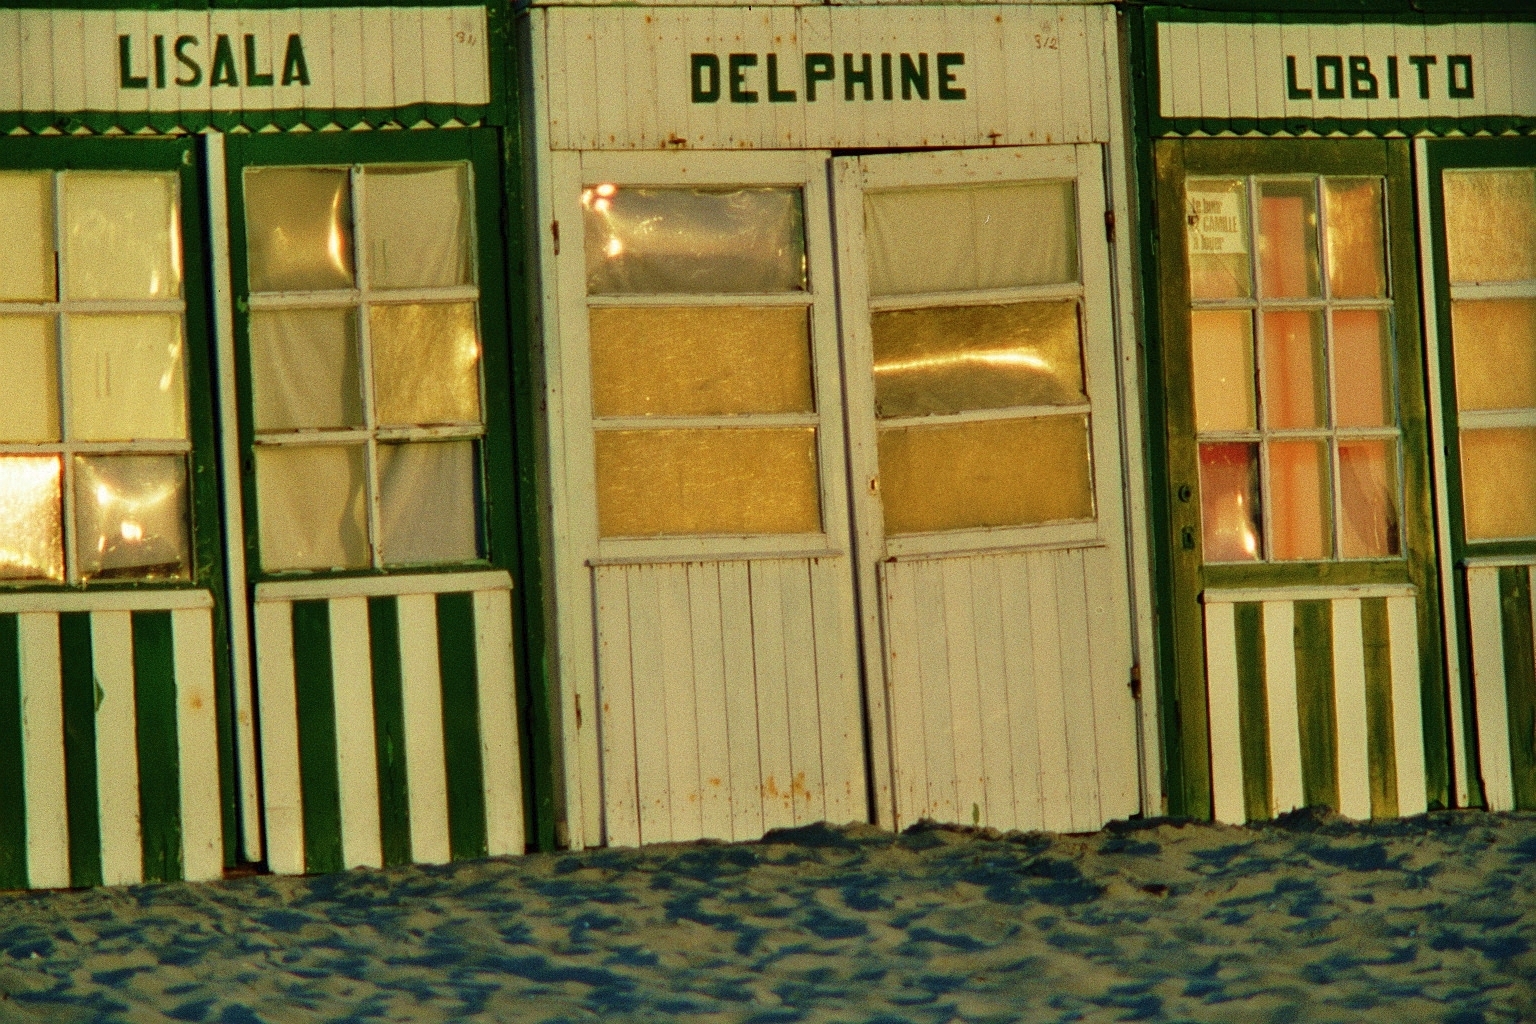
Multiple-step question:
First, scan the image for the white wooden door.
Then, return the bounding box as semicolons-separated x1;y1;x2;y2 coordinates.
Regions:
832;145;1140;833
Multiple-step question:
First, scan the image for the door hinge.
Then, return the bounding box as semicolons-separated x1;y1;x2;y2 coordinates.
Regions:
1104;209;1116;243
1129;664;1142;699
552;219;560;256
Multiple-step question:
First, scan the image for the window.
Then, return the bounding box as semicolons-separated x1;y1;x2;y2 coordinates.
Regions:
243;163;484;572
1186;175;1400;563
0;170;191;583
582;185;822;538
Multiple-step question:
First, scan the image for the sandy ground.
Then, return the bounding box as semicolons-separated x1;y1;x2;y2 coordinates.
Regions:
0;810;1533;1023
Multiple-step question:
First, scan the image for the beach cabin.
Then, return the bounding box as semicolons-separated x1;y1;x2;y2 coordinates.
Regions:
0;1;539;889
1128;2;1536;822
523;0;1162;848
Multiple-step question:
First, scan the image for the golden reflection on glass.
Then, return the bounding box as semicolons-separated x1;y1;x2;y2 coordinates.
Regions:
1268;439;1331;561
877;415;1092;535
1190;310;1256;432
1186;177;1252;300
1333;310;1394;428
1443;169;1536;284
66;314;188;442
1257;180;1320;299
1198;442;1261;563
244;167;355;292
1338;440;1400;558
872;301;1084;418
1459;427;1536;541
251;308;363;431
590;306;813;418
0;315;60;442
0;172;57;302
595;427;820;537
369;302;482;426
73;454;190;580
1261;310;1326;429
0;455;63;581
363;165;474;290
256;444;370;571
1322;178;1387;299
1452;299;1536;413
62;172;181;301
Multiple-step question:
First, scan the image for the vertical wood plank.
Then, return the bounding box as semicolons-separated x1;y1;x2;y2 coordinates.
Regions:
18;11;53;114
254;601;303;875
1293;601;1339;811
687;563;732;841
1056;550;1101;831
970;556;1014;830
1331;599;1373;820
750;560;794;831
328;597;381;870
1081;543;1136;823
1263;601;1305;816
0;12;20;112
883;562;927;829
719;562;763;841
914;559;956;823
593;568;639;847
390;6;426;112
91;612;142;886
1203;601;1246;824
780;561;825;826
1467;567;1514;812
998;555;1042;830
450;5;490;106
172;608;222;883
627;565;671;843
360;6;396;111
658;564;702;841
0;615;26;888
18;613;69;889
942;558;985;827
397;593;450;864
1234;603;1272;823
1360;598;1399;819
473;588;523;857
1027;553;1072;833
328;7;364;111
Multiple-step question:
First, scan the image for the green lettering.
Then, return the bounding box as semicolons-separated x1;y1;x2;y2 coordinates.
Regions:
937;52;965;100
244;34;274;87
118;35;148;89
728;53;757;103
174;35;202;87
690;53;720;103
843;53;872;101
804;53;834;102
766;53;795;103
900;52;927;100
210;34;238;87
281;34;309;86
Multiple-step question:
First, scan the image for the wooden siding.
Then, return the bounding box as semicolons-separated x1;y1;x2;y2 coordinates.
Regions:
593;556;864;846
1465;565;1536;812
1202;588;1427;824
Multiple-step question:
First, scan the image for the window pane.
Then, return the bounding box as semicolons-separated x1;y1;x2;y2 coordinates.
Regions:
872;300;1084;418
251;308;362;431
1322;178;1387;299
1268;439;1331;561
245;168;355;293
584;186;806;295
73;454;189;581
256;445;369;571
590;305;812;418
877;415;1092;535
1257;180;1320;299
0;316;59;442
1339;440;1400;559
1262;310;1326;429
1186;178;1252;300
1443;169;1536;285
0;172;56;302
1333;310;1394;428
0;455;63;581
1191;310;1256;432
595;427;820;537
1198;442;1261;563
62;172;181;301
379;441;477;564
865;181;1078;296
363;165;473;290
66;314;187;442
369;302;481;426
1451;299;1536;413
1460;427;1536;542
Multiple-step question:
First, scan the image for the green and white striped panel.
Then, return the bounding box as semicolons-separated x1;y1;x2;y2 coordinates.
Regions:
1465;564;1536;812
1201;587;1427;824
253;571;523;875
0;591;224;890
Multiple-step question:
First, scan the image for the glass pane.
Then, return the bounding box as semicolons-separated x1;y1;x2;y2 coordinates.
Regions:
1268;439;1331;561
379;441;477;564
590;305;812;418
1460;427;1536;541
1323;178;1387;299
1198;442;1261;562
73;454;189;581
1443;169;1536;285
0;455;63;581
865;181;1078;296
1190;310;1256;432
1257;180;1320;299
1333;310;1394;428
872;301;1084;418
0;172;56;302
66;314;187;442
1262;310;1326;429
251;308;362;431
584;186;806;295
595;427;820;537
363;165;473;290
1339;440;1400;559
877;415;1092;535
1186;178;1252;300
62;172;181;301
0;316;59;442
245;168;355;293
1451;299;1536;413
369;302;481;426
255;445;369;571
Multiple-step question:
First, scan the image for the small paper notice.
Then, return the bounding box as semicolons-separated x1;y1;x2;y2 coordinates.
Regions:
1186;190;1247;256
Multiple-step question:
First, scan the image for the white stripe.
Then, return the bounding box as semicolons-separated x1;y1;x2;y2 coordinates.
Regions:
0;590;213;614
1330;599;1372;820
255;569;511;603
1467;567;1515;811
253;600;304;875
1203;601;1246;824
174;607;223;882
1387;596;1427;816
328;597;381;870
474;588;524;857
1263;602;1305;816
91;611;142;885
398;593;450;864
18;613;69;889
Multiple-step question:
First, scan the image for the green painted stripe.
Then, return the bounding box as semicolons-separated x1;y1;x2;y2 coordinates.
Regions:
1293;601;1339;812
59;613;101;889
1498;568;1536;812
368;597;412;868
437;592;486;861
1361;598;1398;820
0;614;25;889
132;611;182;883
1233;602;1271;823
292;600;342;875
